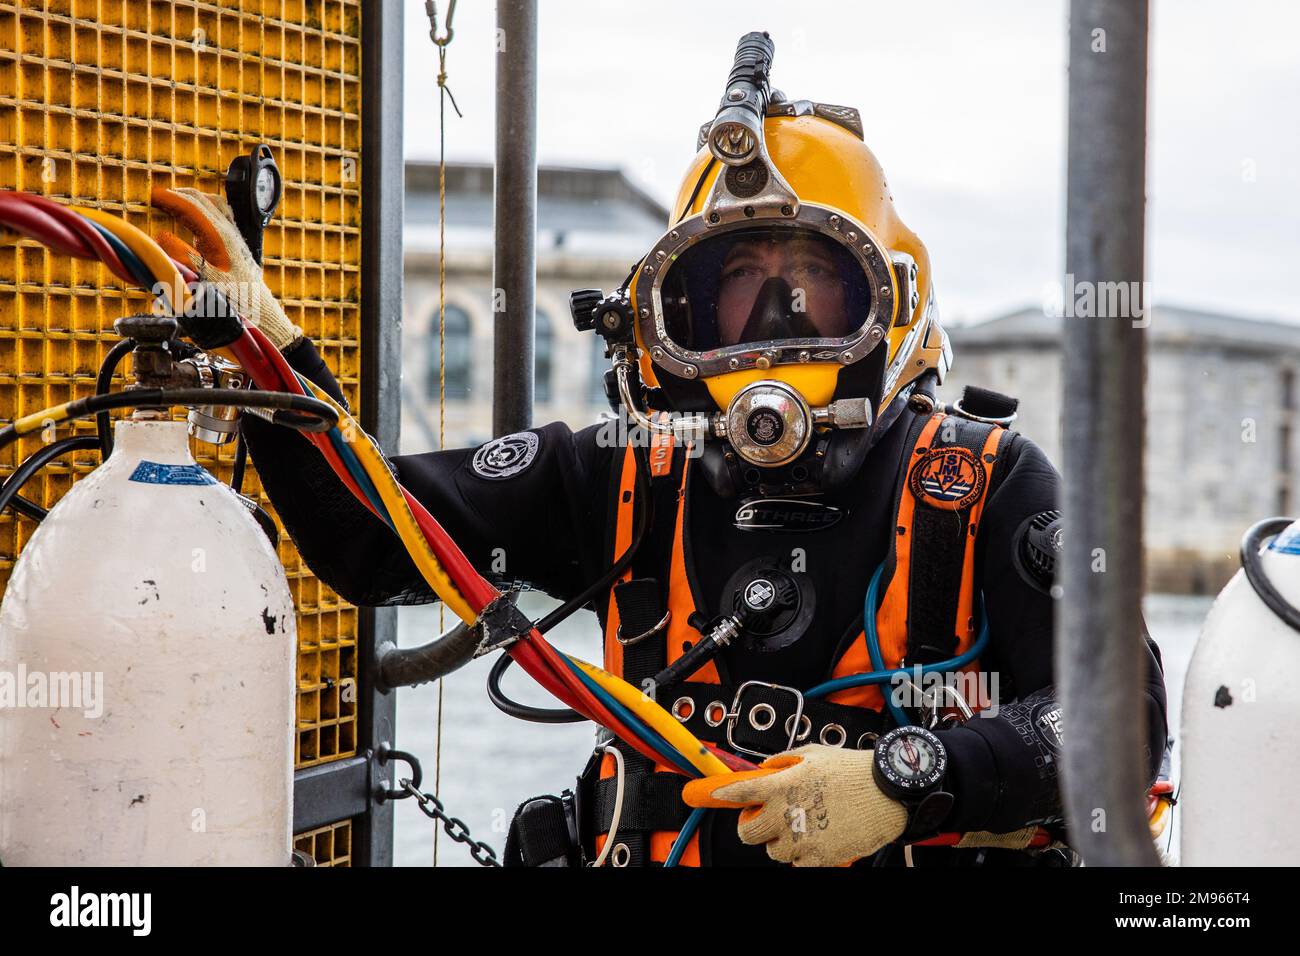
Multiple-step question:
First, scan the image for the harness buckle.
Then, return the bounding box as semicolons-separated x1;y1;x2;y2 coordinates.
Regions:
725;680;805;759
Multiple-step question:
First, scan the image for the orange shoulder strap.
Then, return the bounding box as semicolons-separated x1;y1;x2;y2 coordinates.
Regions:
828;412;1008;709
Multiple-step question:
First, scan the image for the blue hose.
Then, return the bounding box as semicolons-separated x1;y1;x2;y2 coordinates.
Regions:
560;656;698;779
90;221;153;289
804;562;990;728
666;562;991;866
664;808;707;867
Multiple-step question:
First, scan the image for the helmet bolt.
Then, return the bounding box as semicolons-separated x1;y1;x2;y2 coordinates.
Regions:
683;364;699;379
781;204;793;216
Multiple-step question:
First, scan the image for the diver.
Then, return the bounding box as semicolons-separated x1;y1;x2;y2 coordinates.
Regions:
151;31;1168;867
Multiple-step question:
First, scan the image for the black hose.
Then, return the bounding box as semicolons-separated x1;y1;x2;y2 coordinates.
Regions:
231;429;248;493
0;387;338;452
1240;517;1300;633
487;441;654;722
650;625;728;690
0;435;101;520
95;337;136;457
487;653;584;724
231;490;280;548
377;617;482;691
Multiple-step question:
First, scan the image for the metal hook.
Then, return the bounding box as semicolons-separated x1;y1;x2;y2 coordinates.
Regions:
426;0;456;47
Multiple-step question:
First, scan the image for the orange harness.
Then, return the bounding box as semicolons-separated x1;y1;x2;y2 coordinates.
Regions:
594;410;1009;866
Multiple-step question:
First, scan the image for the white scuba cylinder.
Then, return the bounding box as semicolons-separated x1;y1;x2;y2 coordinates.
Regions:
0;418;295;865
1181;519;1300;865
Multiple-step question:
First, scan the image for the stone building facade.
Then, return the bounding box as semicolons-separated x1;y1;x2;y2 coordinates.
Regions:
400;161;669;452
942;307;1300;593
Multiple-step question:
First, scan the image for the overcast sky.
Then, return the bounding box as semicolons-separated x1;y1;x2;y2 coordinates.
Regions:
401;0;1300;325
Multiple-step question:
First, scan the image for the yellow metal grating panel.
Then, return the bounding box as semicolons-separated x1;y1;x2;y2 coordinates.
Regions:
294;818;353;867
0;0;363;768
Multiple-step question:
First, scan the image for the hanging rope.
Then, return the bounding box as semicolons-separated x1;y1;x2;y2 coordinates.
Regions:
425;0;461;868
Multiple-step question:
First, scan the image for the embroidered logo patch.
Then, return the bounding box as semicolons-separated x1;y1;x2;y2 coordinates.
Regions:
471;431;539;481
909;445;984;510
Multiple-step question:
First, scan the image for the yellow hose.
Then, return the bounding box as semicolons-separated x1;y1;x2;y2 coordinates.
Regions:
1148;796;1172;838
303;377;727;775
296;377;478;625
74;206;191;313
570;657;732;777
12;403;72;435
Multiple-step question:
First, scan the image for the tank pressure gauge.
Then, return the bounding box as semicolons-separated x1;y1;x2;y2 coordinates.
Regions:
225;144;281;265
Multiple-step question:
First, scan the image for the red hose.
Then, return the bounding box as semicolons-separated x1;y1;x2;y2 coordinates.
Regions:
0;191;97;259
13;193;135;284
238;325;383;517
242;327;678;767
3;194;692;775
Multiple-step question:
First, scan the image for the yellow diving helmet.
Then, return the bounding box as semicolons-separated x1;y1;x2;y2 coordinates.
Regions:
575;31;950;498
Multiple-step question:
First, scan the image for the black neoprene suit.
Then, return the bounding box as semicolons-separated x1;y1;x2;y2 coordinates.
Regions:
243;338;1169;865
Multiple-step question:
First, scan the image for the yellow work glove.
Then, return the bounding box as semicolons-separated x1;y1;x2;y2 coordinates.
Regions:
682;744;908;867
151;186;301;351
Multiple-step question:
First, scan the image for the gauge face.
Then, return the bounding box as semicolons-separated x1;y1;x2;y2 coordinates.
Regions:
875;727;946;794
255;165;278;215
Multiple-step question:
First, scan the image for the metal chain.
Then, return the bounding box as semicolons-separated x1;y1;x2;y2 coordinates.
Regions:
400;779;501;867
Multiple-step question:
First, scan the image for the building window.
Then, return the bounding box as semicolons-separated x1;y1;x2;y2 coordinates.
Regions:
535;309;553;403
1284;368;1296;411
1281;423;1293;474
427;304;472;400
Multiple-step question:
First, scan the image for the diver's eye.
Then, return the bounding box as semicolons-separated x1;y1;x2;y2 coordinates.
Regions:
721;265;764;282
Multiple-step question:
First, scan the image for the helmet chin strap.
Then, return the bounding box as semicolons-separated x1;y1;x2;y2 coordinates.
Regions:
734;276;820;344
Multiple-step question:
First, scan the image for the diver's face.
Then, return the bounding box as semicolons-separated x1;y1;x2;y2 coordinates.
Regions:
716;237;849;346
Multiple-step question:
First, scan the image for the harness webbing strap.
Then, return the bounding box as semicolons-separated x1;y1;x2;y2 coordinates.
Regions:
598;437;689;868
905;417;1004;662
827;411;1008;710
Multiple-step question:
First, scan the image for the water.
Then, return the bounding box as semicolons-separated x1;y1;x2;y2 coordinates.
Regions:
392;592;1213;867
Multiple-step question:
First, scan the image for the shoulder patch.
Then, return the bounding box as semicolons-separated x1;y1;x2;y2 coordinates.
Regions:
471;431;540;481
909;444;985;511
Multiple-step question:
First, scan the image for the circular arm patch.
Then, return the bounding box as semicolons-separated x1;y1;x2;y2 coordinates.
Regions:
471;431;540;481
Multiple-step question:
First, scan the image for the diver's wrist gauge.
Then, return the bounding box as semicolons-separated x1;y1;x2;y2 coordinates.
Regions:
873;725;947;800
872;725;954;841
225;144;282;266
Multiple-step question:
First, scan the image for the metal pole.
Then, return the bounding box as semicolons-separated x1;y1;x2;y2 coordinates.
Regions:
492;0;538;436
1059;0;1158;865
353;0;405;868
